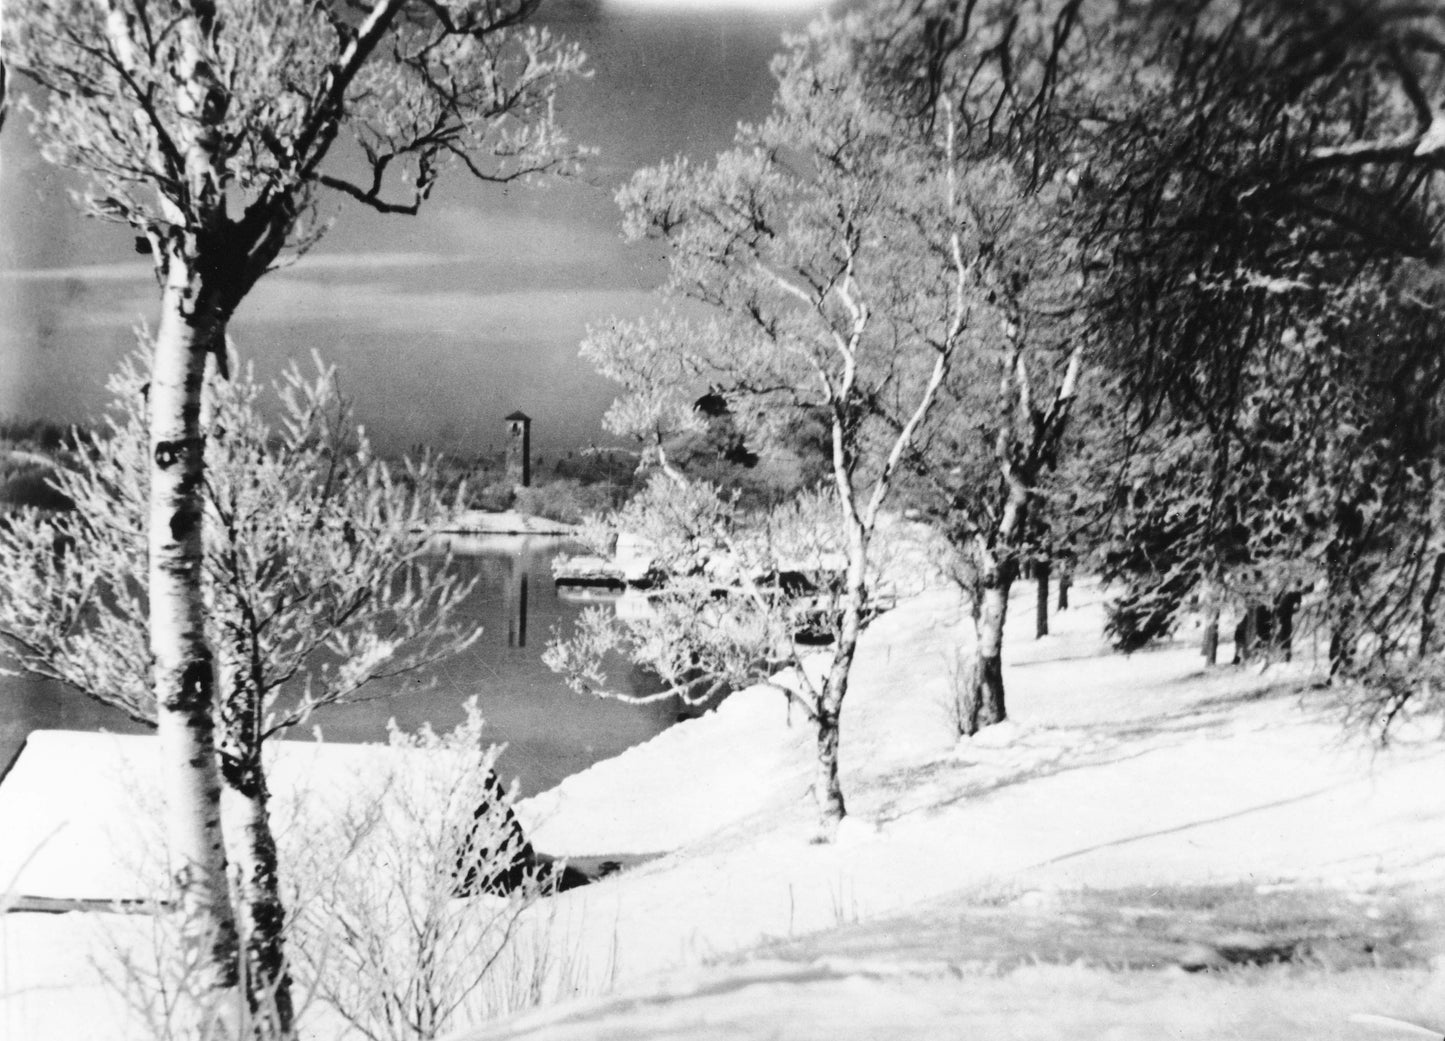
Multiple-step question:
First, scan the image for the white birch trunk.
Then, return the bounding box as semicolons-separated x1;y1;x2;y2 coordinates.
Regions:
217;645;294;1037
150;278;238;999
971;576;1011;724
220;774;292;1035
813;517;868;837
961;482;1026;735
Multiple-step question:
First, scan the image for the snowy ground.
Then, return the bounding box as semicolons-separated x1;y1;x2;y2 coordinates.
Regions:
451;961;1445;1041
456;577;1445;1039
502;580;1445;977
3;569;1444;1039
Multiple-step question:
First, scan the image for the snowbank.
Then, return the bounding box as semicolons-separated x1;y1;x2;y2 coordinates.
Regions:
0;735;446;902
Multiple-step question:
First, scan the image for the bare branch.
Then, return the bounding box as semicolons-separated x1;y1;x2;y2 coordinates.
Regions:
293;0;409;178
1309;126;1445;166
316;171;423;214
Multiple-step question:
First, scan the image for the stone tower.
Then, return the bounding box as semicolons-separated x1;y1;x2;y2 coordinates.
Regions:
505;410;531;488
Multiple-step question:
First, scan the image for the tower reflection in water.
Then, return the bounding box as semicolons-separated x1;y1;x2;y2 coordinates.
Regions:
506;548;531;649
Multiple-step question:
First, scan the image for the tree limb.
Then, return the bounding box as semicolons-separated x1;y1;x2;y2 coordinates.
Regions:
316;172;423;215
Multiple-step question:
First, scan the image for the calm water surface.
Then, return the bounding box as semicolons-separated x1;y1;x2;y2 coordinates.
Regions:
0;540;674;796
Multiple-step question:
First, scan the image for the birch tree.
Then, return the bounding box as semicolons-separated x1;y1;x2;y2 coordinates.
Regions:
548;15;972;837
0;348;482;1033
887;148;1084;734
838;0;1092;734
1;0;583;1006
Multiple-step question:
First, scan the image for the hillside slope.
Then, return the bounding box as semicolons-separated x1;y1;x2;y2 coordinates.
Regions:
464;579;1445;1039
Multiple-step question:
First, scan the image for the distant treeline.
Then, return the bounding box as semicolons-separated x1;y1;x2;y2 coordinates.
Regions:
0;418;76;512
0;417;75;452
431;447;640;523
0;418;647;521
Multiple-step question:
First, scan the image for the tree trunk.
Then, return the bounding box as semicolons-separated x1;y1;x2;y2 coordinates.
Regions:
811;518;867;840
960;463;1027;738
1327;501;1364;678
1034;559;1050;639
219;755;293;1038
1420;552;1445;659
1272;591;1300;663
1201;607;1220;666
1233;604;1259;665
1199;575;1220;666
962;575;1011;734
150;285;238;999
1328;582;1356;676
813;697;846;836
1057;562;1071;611
152;11;248;1008
216;633;294;1037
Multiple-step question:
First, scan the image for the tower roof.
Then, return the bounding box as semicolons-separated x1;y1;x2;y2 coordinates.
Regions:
504;410;531;422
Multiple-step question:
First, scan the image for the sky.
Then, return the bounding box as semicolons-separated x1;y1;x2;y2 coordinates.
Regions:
0;0;829;458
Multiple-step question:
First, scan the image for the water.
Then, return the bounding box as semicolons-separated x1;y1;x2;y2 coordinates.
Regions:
0;540;677;796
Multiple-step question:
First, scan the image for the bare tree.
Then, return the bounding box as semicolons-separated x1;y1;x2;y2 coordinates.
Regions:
845;0;1092;735
935;329;1082;734
548;14;972;837
1;0;583;1006
888;147;1084;735
0;347;482;1032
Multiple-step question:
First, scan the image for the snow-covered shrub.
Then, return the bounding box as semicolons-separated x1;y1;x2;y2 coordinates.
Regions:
286;702;562;1041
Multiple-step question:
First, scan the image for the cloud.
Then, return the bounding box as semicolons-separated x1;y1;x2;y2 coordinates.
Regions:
375;203;643;282
0;261;154;284
0;256;660;340
0;251;468;285
0;277;663;455
223;283;662;455
242;277;657;338
276;251;468;274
